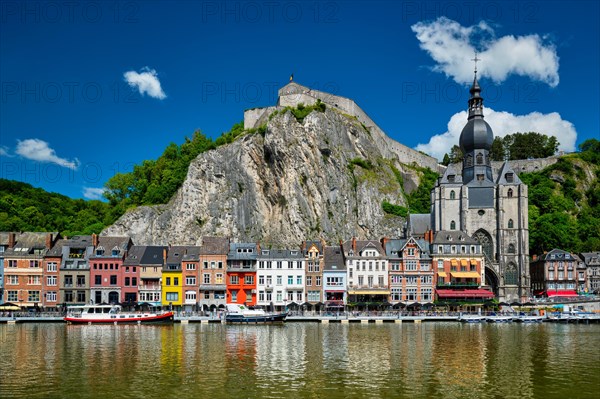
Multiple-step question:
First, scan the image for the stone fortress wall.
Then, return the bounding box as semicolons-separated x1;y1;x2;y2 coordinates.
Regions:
244;82;441;172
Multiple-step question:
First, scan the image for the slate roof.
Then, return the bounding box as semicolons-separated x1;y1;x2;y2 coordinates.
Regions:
537;248;579;262
91;236;131;259
200;236;229;255
432;230;478;245
496;162;522;185
3;232;58;257
303;240;323;255
341;239;384;257
324;246;346;271
228;242;258;260
257;248;304;260
166;246;188;264
182;246;201;261
408;214;432;237
580;252;600;266
124;245;166;266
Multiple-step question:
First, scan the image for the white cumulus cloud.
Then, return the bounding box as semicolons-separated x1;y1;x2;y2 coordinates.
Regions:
415;108;577;160
83;187;106;200
0;146;10;157
411;17;560;87
123;67;167;99
15;139;80;170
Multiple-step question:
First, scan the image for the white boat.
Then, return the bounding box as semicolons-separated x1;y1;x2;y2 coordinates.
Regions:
485;315;513;323
515;315;545;323
64;304;174;324
225;303;287;323
459;314;486;323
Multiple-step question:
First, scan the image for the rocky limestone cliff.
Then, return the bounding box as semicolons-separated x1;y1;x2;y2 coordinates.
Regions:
103;108;427;245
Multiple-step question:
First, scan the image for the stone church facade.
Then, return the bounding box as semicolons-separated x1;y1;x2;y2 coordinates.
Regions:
430;72;530;301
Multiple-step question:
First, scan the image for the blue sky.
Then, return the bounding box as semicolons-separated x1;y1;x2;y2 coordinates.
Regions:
1;0;598;199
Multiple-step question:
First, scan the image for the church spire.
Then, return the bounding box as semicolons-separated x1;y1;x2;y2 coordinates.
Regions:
467;52;484;120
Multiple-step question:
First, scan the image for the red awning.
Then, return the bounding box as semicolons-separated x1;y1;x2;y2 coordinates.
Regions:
546;290;578;297
436;289;494;299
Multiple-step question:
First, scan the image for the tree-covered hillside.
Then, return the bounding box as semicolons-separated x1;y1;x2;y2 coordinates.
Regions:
0;179;113;236
523;139;600;254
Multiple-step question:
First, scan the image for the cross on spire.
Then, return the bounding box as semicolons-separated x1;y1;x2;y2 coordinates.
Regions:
471;52;481;73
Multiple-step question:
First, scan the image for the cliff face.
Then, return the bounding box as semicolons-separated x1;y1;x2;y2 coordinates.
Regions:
103;108;422;245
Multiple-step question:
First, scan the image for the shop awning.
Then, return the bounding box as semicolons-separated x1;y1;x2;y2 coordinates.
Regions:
437;272;447;277
325;290;346;293
451;272;480;278
460;259;468;267
470;260;478;265
436;289;494;298
546;290;578;297
450;260;458;267
347;290;391;295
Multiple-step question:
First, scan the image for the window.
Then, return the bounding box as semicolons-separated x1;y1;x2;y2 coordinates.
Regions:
186;276;196;285
358;276;364;286
406;261;417;271
476;152;483;164
508;244;515;254
132;277;137;286
204;274;210;284
259;291;265;301
77;291;85;302
408;248;415;256
450;190;456;199
216;274;223;284
47;262;57;272
125;277;130;286
276;291;283;302
29;260;39;268
508;219;514;229
316;276;321;286
288;276;293;285
477;174;484;181
231;291;237;302
185;291;196;301
306;276;312;286
420;275;432;284
47;275;57;286
28;291;40;302
296;275;302;285
218;261;223;269
391;262;400;271
391;288;402;301
110;275;117;285
76;276;85;287
277;261;282;269
421;288;432;301
368;276;374;287
64;275;73;287
7;291;18;301
296;292;303;301
266;276;272;286
308;291;320;302
450;220;456;230
438;260;444;270
277;275;282;285
378;276;384;287
8;260;17;268
505;263;518;285
406;288;417;301
230;275;239;285
166;292;179;302
507;188;514;198
46;291;57;302
186;263;196;270
210;261;216;269
448;175;455;183
245;275;254;285
505;173;514;183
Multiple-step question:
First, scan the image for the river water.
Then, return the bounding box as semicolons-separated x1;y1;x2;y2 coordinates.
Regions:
0;322;598;398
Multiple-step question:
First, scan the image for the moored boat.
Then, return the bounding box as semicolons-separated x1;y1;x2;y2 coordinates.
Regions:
514;315;545;323
459;314;486;323
64;304;174;324
485;314;513;323
225;303;287;324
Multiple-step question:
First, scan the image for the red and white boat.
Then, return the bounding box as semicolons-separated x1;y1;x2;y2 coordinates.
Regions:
64;304;174;324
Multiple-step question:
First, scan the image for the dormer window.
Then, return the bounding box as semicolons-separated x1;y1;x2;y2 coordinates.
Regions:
466;154;473;167
96;246;105;256
477;174;484;181
112;246;119;256
448;175;455;183
446;235;452;241
505;173;514;183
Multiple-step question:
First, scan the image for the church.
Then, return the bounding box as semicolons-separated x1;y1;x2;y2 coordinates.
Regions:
430;67;530;302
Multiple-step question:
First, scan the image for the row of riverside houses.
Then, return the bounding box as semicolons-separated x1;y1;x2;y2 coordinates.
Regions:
0;231;598;311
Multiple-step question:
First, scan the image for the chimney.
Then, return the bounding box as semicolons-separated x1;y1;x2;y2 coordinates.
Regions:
8;232;16;248
352;236;356;252
92;233;98;247
256;241;261;252
45;233;53;249
163;248;167;264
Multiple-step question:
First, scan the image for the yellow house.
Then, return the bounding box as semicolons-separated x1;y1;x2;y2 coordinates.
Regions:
161;246;185;309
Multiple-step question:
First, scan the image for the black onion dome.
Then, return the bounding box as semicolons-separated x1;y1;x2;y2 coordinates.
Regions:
459;118;494;153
